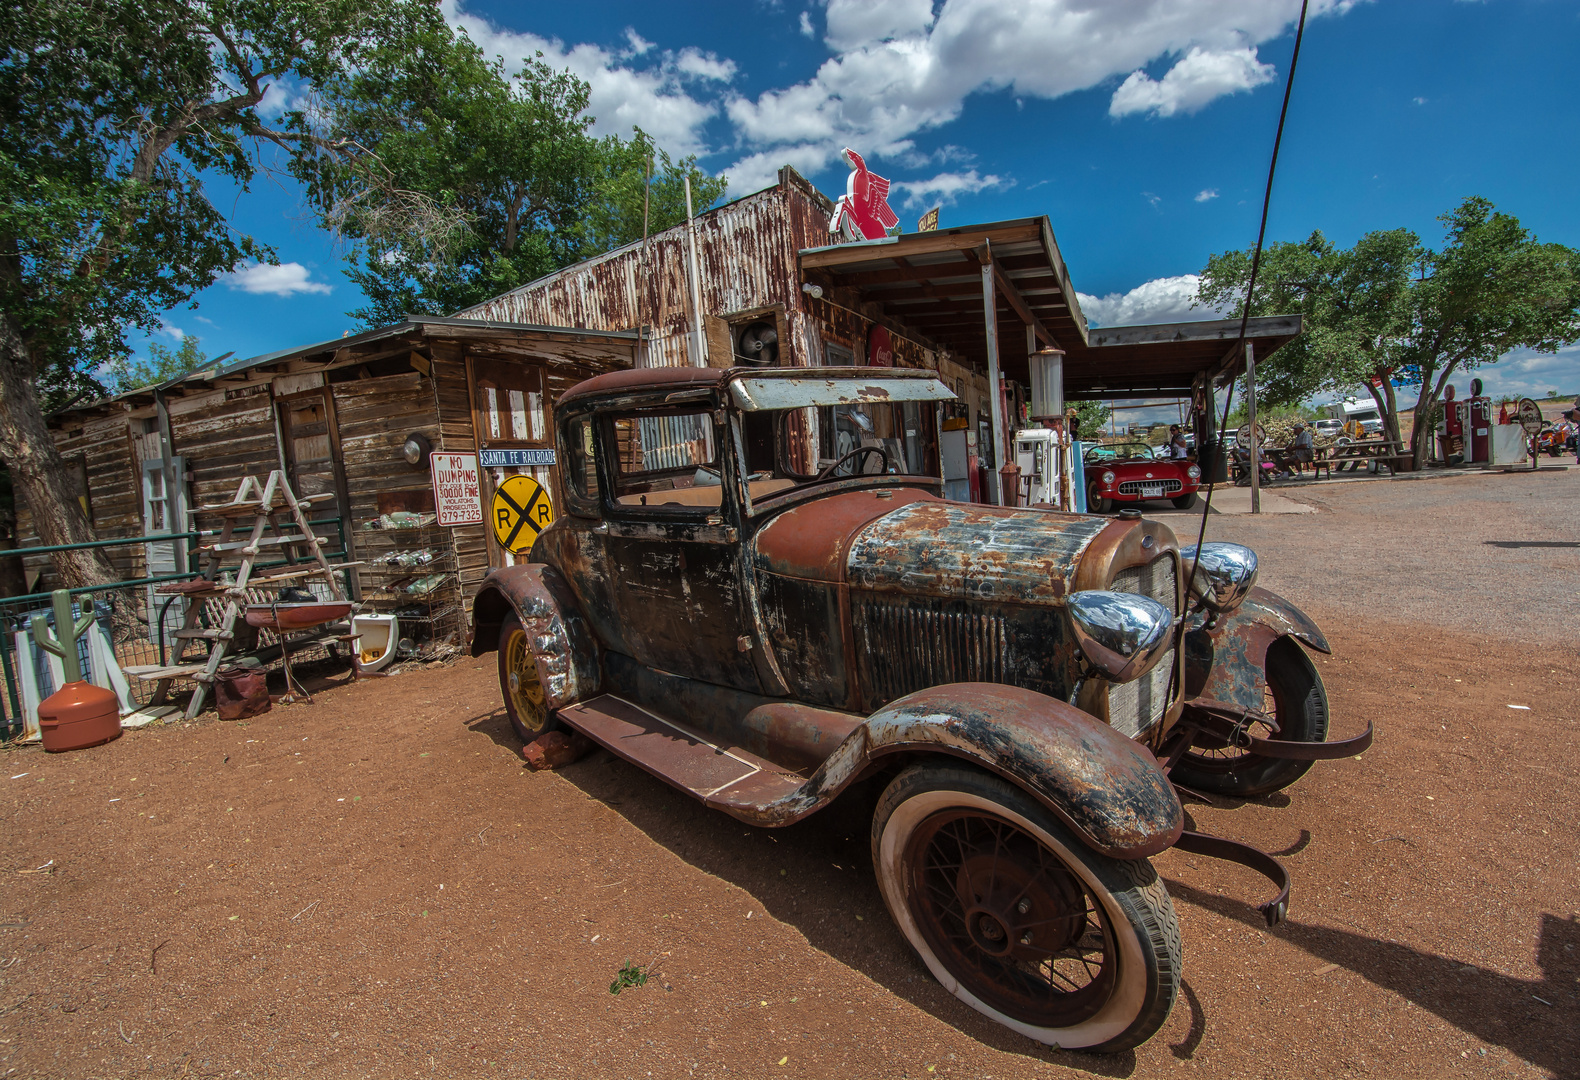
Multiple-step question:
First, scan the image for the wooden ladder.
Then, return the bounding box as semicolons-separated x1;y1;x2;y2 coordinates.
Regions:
146;471;351;719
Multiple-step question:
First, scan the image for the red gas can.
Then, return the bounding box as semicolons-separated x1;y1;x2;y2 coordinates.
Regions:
38;681;121;752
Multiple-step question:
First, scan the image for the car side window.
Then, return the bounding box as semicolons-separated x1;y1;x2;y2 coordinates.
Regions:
562;414;600;518
605;411;727;515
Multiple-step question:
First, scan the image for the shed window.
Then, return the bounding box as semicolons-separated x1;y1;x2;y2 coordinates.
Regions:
473;360;548;447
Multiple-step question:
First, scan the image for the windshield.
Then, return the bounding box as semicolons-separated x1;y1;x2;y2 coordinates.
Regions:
1085;443;1155;463
736;396;941;513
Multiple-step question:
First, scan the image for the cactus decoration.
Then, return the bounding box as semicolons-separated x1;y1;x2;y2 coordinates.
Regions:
30;589;96;686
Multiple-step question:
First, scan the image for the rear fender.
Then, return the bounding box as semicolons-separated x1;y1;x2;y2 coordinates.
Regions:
861;683;1182;859
1183;586;1329;711
470;564;601;710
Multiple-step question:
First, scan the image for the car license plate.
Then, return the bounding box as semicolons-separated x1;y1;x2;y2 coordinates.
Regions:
1141;483;1165;498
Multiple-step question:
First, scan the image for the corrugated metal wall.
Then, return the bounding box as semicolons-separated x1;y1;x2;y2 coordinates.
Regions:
457;174;825;370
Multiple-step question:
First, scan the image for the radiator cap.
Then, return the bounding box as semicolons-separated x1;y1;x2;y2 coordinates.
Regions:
1117;508;1142;520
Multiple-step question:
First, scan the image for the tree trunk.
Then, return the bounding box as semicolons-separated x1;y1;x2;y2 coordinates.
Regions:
0;319;120;592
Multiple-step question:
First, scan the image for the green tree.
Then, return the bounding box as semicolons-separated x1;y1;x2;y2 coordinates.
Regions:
0;0;421;591
292;28;727;326
578;130;729;255
103;336;211;395
1069;399;1112;440
1197;197;1580;466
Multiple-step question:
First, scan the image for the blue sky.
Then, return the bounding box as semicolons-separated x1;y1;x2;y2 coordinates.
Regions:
147;0;1580;400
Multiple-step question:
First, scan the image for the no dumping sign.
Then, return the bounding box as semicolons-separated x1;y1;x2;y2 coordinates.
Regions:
429;452;483;527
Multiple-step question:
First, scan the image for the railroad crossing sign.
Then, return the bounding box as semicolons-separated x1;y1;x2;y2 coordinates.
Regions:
491;474;554;554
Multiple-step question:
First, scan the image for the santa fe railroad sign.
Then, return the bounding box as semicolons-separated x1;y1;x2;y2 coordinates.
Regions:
491;474;554;554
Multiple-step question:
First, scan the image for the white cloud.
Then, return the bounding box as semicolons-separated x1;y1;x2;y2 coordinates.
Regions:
623;28;654;57
1412;95;1427;105
723;0;1360;192
1195;188;1219;202
443;1;718;154
226;261;334;297
1108;46;1275;118
1143;191;1161;209
799;10;815;38
158;319;185;340
674;47;737;83
824;0;936;51
1077;274;1225;327
1454;343;1580;401
893;169;1010;208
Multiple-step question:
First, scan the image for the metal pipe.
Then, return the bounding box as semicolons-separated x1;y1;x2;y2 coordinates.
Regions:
1247;341;1260;514
683;175;707;367
2;531;202;559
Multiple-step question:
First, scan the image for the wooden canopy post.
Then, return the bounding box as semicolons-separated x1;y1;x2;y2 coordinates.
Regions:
979;248;1006;505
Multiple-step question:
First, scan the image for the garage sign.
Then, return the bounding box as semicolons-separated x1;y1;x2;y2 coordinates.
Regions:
491;474;554;554
429;452;483;527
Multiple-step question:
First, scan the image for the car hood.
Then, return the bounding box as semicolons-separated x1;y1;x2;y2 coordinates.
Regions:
754;491;1110;603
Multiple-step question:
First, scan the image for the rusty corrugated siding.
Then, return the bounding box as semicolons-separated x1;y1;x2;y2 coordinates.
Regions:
457;183;816;370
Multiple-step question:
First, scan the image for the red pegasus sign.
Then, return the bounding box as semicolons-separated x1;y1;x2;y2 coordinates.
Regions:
829;148;898;242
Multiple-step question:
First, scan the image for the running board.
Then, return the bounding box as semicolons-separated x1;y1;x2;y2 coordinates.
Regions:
558;694;805;815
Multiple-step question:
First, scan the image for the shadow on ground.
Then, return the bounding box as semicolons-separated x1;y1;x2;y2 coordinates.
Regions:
1164;882;1580;1080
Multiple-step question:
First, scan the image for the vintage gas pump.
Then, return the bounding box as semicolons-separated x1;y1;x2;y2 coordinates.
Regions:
1467;378;1492;463
1439;384;1462;461
1024;347;1069;509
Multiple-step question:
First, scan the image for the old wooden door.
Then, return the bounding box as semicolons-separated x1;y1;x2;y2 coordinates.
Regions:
468;356;555;568
275;387;353;579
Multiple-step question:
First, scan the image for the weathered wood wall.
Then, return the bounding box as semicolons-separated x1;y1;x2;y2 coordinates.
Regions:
14;411;145;592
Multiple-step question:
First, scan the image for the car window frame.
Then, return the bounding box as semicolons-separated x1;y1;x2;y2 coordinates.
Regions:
596;403;738;522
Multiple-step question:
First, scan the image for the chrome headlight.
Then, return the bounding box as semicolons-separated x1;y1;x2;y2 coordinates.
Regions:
1066;590;1174;683
1180;542;1258;614
1186;464;1201;479
1100;470;1116;485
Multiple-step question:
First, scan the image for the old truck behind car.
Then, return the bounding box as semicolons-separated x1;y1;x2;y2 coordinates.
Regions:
471;367;1369;1051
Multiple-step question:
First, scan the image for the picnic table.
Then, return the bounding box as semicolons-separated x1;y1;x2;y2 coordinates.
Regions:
1319;439;1412;474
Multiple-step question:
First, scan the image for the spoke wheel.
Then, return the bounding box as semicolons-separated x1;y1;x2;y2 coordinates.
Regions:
1172;636;1327;797
873;764;1180;1051
498;613;556;742
906;809;1117;1028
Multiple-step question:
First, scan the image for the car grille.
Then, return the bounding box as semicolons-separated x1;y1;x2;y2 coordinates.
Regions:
856;599;1006;706
1109;553;1179;611
1106;649;1175;739
1116;478;1182;495
1106;553;1179;738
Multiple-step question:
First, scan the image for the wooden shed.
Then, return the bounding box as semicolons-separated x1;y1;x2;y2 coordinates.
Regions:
15;316;638;650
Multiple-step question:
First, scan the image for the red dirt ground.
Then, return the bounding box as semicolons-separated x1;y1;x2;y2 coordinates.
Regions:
1;469;1577;1079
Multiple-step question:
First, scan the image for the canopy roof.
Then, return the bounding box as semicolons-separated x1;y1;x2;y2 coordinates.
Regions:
800;218;1301;400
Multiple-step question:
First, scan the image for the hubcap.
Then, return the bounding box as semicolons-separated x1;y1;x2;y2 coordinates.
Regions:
905;809;1116;1028
503;629;548;734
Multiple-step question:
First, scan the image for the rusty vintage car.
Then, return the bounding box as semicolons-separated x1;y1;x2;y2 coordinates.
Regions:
471;366;1369;1052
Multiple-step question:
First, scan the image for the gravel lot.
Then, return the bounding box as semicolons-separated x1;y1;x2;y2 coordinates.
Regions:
1188;466;1579;639
0;472;1575;1080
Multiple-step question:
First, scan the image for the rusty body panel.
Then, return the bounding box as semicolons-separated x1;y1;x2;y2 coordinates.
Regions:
1182;586;1331;710
580;655;1181;858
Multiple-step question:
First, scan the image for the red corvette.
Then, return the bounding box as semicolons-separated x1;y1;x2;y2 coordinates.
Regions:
1084;442;1201;512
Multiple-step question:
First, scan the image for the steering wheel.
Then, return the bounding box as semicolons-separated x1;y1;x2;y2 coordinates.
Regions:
817;444;891;481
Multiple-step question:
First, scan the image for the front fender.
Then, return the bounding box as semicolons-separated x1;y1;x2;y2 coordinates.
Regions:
859;683;1182;859
470;564;601;710
1184;586;1330;711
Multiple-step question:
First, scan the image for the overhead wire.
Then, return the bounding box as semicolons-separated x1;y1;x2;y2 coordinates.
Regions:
1189;0;1312;581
